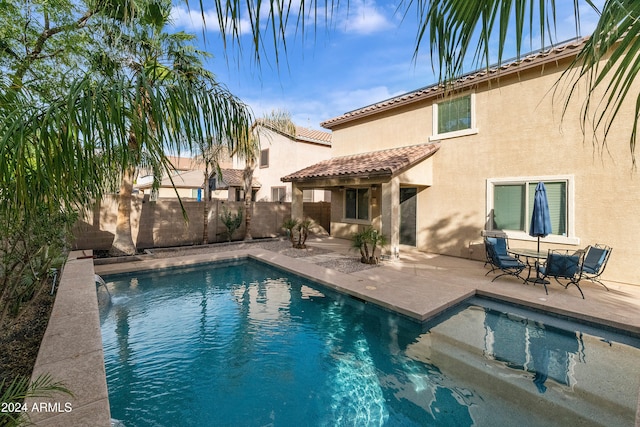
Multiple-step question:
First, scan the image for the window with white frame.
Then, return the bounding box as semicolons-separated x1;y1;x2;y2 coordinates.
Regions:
271;186;286;202
303;189;314;202
431;93;477;140
344;188;369;221
487;177;575;242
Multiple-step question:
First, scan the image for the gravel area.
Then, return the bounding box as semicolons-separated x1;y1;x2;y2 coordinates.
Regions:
147;238;380;274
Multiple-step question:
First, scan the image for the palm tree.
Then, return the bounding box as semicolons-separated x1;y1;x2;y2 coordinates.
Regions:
235;110;296;241
97;4;253;255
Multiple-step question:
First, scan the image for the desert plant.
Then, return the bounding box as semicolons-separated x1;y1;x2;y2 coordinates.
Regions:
220;206;243;242
282;218;299;246
0;374;72;427
282;218;314;249
0;208;75;325
351;227;388;264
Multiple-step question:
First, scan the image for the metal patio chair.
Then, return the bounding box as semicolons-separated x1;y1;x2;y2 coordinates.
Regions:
537;249;585;298
484;236;512;275
579;244;612;291
485;239;526;282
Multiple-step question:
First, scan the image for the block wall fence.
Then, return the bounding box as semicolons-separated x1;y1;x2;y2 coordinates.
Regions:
72;195;331;251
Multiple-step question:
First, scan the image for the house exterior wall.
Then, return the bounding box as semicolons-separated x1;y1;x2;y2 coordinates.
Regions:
251;129;331;202
327;56;640;285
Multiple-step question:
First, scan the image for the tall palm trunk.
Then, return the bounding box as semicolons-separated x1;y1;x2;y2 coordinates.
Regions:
109;166;137;256
243;162;253;240
202;166;210;245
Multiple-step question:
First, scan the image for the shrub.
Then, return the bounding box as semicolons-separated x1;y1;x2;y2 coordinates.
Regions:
351;227;388;264
282;218;313;249
220;206;243;242
0;208;76;325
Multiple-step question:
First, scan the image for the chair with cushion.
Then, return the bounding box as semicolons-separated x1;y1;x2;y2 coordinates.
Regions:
484;236;513;275
579;244;612;291
537;250;585;298
485;239;526;282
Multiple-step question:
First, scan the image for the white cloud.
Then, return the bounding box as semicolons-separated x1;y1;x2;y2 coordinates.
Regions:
169;5;252;35
554;0;605;41
338;0;395;35
241;84;405;131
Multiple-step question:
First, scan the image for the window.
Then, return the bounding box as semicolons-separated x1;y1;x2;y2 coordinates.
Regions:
271;186;286;202
303;189;314;202
487;176;577;244
431;93;477;140
260;149;269;168
345;188;369;221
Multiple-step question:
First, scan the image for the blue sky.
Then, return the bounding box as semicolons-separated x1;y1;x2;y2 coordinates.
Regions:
170;1;604;130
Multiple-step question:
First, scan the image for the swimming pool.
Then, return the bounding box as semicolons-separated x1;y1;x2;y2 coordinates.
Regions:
100;259;640;426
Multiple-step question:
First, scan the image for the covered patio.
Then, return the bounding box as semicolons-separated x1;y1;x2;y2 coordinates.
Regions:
282;142;440;255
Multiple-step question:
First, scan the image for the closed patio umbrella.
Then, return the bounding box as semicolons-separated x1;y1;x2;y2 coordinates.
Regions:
530;182;553;253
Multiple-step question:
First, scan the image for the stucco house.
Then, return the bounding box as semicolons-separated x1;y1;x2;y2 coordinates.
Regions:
235;123;332;202
283;38;640;286
136;156;211;199
210;168;262;201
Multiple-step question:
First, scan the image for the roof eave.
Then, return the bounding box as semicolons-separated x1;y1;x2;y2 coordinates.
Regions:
321;38;586;129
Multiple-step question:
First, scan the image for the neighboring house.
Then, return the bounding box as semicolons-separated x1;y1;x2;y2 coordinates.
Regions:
210;168;261;201
137;169;206;200
235;124;332;202
283;38;640;285
136;153;233;200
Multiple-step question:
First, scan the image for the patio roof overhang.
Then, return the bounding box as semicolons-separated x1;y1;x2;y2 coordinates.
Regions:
282;142;440;186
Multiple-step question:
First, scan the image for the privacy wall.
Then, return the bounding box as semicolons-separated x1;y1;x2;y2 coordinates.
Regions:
72;195;330;250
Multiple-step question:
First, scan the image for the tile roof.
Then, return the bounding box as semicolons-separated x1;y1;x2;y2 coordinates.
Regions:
137;169;205;189
257;121;332;145
282;142;440;182
216;169;261;189
321;37;587;129
294;126;332;145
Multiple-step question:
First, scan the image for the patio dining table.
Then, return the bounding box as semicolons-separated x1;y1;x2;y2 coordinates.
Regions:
508;248;549;284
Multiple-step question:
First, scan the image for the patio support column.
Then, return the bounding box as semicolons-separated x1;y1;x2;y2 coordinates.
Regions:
291;182;304;221
381;177;400;257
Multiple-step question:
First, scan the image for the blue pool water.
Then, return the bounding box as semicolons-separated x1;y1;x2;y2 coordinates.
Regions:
101;260;640;427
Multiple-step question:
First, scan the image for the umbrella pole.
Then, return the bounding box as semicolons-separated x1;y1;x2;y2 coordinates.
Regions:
537;236;541;253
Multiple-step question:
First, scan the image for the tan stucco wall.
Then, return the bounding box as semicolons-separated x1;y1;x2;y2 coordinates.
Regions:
73;196;331;250
252;130;331;202
328;57;640;285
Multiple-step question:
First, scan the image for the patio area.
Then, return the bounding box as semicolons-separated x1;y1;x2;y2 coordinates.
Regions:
30;236;640;426
302;236;640;335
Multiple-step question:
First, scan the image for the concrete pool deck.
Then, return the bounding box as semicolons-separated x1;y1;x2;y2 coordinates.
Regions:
96;236;640;334
30;237;640;425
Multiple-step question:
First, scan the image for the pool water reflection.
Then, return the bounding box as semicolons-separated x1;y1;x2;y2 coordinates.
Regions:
101;260;640;427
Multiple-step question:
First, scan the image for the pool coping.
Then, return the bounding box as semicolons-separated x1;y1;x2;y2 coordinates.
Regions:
30;247;639;426
96;248;640;334
24;250;111;427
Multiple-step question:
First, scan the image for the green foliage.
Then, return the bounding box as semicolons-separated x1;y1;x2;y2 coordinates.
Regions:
220;206;243;242
0;373;73;427
282;217;313;249
0;208;76;325
351;227;388;265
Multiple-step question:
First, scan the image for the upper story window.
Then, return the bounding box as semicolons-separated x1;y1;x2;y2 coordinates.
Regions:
345;188;369;221
260;149;269;168
487;176;578;245
431;93;478;141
